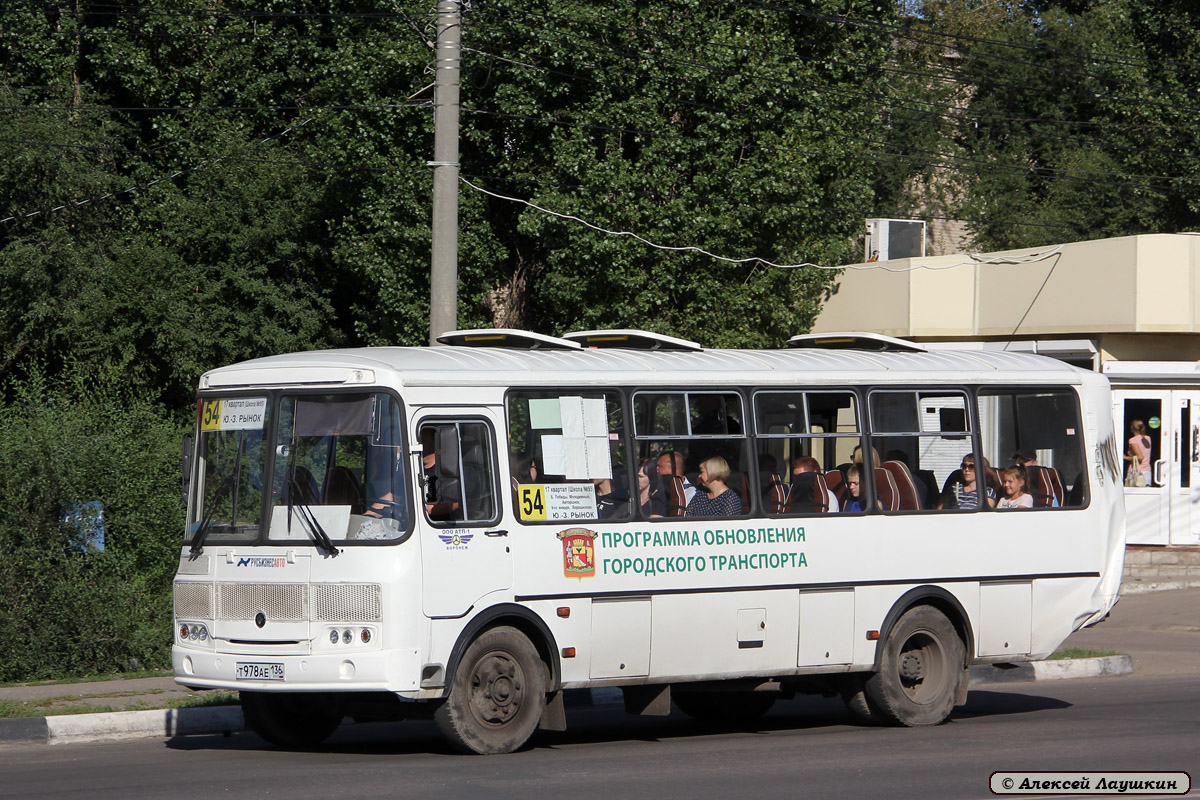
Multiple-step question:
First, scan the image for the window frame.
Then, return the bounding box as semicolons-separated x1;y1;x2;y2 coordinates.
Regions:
974;384;1090;511
416;415;504;529
866;386;981;514
503;388;635;525
751;387;865;517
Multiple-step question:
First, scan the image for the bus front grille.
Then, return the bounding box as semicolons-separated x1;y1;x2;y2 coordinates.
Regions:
174;581;381;623
312;583;382;621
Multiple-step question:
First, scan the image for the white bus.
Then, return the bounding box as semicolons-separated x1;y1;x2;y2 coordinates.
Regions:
173;329;1125;754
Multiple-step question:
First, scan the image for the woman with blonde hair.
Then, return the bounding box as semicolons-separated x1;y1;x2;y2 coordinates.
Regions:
686;456;743;517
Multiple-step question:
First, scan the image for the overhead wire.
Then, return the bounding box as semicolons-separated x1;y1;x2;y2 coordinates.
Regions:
462;174;1072;273
460;171;1136;239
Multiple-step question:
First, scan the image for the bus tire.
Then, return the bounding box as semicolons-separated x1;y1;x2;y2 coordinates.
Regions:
673;690;776;722
434;626;547;754
864;605;964;727
240;691;342;748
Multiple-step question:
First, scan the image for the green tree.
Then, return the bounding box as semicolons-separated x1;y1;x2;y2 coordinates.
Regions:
459;1;896;346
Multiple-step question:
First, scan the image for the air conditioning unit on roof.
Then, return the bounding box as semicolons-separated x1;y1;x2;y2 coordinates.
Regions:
865;218;926;262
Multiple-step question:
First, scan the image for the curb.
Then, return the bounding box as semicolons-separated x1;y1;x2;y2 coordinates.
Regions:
0;656;1133;746
0;706;244;747
969;655;1133;685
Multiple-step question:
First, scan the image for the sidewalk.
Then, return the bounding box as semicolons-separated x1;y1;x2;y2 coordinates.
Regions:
1;587;1196;745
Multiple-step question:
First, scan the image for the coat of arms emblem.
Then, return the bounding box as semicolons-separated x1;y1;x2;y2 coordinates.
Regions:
557;528;596;579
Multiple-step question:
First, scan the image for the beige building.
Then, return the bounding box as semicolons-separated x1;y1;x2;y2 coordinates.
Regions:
813;233;1200;547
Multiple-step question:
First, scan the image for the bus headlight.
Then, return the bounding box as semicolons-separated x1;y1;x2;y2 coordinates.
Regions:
179;623;208;642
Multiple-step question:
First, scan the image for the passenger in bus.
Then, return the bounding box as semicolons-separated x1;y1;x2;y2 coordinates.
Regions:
363;446;403;521
513;455;539;484
686;456;742;517
938;455;996;510
1013;447;1038;467
422;428;461;520
657;450;697;504
791;456;838;512
594;474;629;520
842;464;882;512
997;465;1033;509
852;445;881;466
637;459;666;518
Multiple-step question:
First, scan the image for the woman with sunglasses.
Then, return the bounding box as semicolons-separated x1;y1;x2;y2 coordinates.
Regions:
938;455;996;510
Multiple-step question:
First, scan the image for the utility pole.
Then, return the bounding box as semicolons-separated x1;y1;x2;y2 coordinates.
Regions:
428;0;461;345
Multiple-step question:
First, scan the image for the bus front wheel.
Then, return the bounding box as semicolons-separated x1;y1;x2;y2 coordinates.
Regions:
240;691;343;748
435;626;547;754
864;605;964;727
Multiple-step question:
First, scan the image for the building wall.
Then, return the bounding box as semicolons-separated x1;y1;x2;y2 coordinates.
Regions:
814;233;1200;346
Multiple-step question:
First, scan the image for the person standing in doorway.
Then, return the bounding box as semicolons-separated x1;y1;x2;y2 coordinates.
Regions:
1126;420;1152;487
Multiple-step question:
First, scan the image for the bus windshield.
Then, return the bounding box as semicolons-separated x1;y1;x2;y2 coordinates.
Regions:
188;392;409;546
189;396;272;543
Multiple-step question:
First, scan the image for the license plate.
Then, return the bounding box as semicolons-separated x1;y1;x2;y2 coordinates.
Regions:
235;662;284;681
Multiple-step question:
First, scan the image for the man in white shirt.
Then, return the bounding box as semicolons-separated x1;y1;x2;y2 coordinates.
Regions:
657;450;697;504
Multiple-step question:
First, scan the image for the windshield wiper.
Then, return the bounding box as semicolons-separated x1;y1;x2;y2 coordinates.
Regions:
189;476;234;557
287;478;339;557
188;511;217;558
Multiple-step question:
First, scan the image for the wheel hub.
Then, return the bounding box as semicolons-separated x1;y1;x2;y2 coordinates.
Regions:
900;651;924;682
470;653;523;724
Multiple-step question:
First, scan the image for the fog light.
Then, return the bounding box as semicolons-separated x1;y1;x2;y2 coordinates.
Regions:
197;626;208;641
342;629;352;644
188;626;198;641
329;629;339;645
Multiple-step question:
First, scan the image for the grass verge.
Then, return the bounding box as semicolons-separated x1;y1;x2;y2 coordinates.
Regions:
1048;647;1121;660
0;691;238;719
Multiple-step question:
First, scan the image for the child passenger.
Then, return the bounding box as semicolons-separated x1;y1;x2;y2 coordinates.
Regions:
843;465;879;512
997;465;1033;509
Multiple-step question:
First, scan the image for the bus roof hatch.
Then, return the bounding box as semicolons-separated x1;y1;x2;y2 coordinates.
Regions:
563;329;703;351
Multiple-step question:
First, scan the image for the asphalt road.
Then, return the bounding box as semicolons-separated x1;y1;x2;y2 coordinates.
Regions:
2;674;1196;800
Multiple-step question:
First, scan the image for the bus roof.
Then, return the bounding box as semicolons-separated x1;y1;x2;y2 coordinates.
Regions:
200;341;1094;391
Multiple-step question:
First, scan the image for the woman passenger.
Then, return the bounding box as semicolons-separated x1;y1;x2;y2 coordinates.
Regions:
939;455;996;509
686;456;742;517
637;458;666;518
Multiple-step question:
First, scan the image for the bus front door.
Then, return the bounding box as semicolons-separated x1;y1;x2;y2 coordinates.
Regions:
414;410;514;618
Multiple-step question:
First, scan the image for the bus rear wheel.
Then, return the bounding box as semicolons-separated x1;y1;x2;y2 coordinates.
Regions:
435;626;547;755
673;690;777;722
240;691;343;748
864;605;964;726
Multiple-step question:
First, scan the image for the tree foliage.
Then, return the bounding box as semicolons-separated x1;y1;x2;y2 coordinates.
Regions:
0;366;185;679
881;1;1200;250
3;0;1200;680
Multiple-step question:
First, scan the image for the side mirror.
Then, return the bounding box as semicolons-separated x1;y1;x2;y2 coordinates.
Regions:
181;433;194;507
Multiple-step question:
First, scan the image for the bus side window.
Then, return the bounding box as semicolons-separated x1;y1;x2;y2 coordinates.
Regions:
977;389;1087;510
418;420;499;525
635;391;749;519
753;391;863;515
505;391;630;523
870;390;975;512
